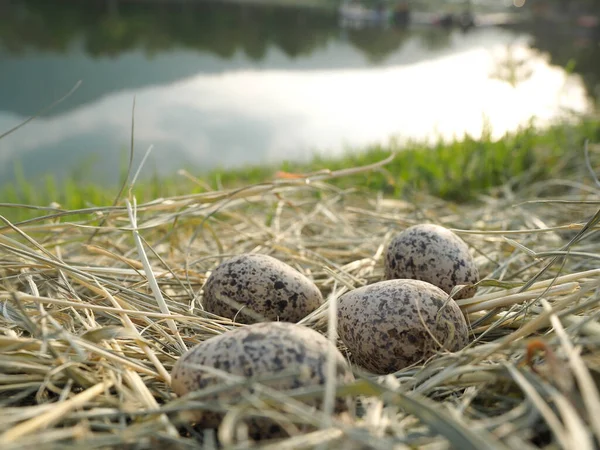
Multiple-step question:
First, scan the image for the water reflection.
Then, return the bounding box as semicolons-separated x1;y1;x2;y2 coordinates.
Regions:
0;0;596;186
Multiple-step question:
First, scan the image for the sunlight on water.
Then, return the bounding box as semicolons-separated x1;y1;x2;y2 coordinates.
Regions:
0;30;592;184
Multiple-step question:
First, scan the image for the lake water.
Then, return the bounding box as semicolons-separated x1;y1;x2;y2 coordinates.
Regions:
0;0;597;187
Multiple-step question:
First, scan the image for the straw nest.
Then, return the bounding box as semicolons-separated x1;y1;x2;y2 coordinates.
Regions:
2;148;600;450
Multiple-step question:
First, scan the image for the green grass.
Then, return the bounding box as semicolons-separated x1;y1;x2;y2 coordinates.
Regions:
1;117;598;223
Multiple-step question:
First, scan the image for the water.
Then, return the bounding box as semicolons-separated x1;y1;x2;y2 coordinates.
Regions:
0;0;597;187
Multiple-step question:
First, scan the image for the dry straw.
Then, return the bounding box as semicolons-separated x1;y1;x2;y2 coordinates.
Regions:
2;143;600;449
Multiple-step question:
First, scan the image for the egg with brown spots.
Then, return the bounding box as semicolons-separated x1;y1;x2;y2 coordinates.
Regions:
203;253;323;323
337;279;469;374
171;321;355;440
384;223;479;299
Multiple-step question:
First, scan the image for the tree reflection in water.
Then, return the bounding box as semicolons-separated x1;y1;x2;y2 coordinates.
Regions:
1;0;597;102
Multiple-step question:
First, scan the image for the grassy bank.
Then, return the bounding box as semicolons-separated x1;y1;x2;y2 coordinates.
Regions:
2;115;600;448
1;118;598;224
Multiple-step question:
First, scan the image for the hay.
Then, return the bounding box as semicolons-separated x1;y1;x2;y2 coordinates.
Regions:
2;147;600;449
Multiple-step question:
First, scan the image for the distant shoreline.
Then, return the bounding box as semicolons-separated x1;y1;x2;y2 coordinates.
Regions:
106;0;339;9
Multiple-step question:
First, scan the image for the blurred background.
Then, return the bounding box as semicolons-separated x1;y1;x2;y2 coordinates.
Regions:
0;0;598;187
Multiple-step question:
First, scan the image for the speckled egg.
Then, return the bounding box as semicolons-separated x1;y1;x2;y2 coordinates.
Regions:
171;321;355;439
384;223;479;299
337;279;469;374
203;253;323;323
